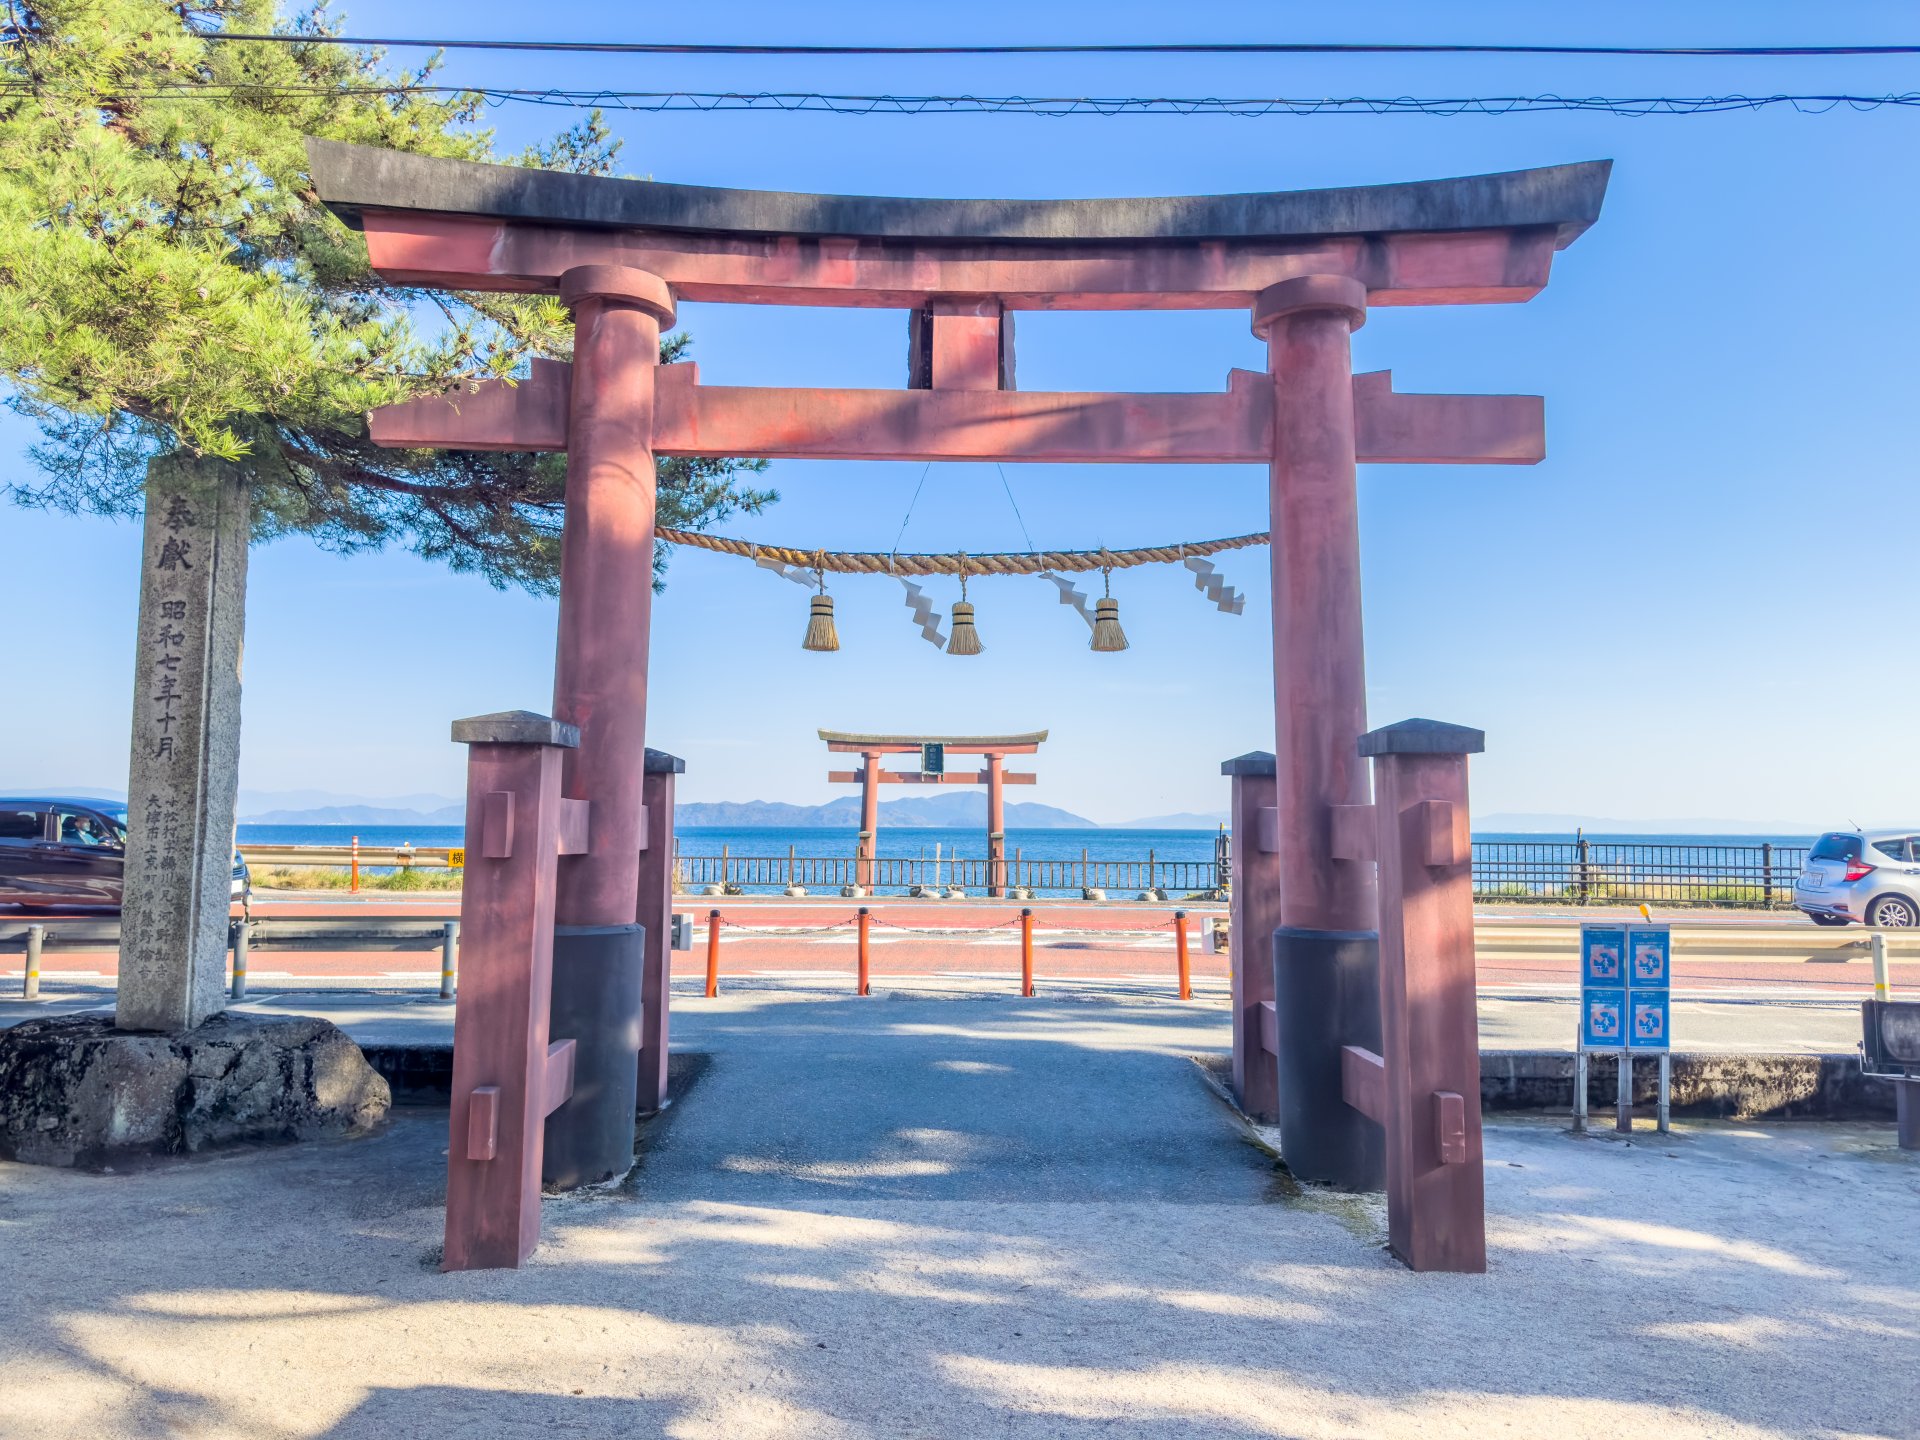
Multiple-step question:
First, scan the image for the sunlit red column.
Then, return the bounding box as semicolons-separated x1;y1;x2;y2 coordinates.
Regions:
1255;275;1379;936
551;264;675;927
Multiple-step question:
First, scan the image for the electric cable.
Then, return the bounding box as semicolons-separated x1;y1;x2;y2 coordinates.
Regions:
175;33;1920;59
5;79;1918;116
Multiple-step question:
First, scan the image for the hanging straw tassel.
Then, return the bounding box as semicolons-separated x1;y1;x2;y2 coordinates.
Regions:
1090;562;1128;652
803;593;839;651
946;559;983;655
803;561;839;651
946;600;983;655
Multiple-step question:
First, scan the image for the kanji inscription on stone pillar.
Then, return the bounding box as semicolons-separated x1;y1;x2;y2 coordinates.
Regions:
118;456;249;1033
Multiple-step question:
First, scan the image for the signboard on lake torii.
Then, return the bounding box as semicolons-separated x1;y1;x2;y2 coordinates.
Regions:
311;137;1609;1273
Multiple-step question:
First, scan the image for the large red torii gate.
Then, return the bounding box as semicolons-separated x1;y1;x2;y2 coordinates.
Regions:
310;139;1609;1274
820;729;1045;896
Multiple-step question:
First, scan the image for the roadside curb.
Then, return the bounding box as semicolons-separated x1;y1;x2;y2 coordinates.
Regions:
365;1041;1894;1120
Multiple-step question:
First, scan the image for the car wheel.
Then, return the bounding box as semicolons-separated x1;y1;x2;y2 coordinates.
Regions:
1806;911;1850;927
1865;894;1920;928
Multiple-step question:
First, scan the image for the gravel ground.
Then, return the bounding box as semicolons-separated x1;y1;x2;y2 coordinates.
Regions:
0;992;1914;1439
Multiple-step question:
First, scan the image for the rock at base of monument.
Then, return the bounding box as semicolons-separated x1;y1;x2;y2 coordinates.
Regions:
0;1011;391;1170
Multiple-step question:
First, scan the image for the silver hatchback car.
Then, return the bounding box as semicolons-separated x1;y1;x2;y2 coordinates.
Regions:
1794;831;1920;927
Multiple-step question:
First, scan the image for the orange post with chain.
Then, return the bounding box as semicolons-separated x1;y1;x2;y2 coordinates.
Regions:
705;909;721;998
1174;909;1191;1000
857;907;872;996
1020;907;1035;997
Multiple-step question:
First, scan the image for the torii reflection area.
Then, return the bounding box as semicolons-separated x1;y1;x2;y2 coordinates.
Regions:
311;139;1611;1274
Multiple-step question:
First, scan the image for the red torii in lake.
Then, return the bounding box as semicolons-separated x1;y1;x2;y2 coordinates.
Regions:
820;729;1044;897
311;137;1610;1276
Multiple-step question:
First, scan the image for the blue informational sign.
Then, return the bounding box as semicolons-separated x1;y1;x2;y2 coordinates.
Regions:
1621;924;1672;1050
1580;927;1626;987
1580;923;1674;1052
1628;926;1672;991
1582;987;1627;1048
1629;992;1672;1049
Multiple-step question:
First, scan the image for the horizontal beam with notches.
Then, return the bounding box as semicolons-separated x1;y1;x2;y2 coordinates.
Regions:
368;361;1544;467
827;771;1037;785
355;211;1565;310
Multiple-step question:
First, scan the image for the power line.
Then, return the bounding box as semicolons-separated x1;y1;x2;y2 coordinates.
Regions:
993;464;1037;554
191;33;1920;59
6;81;1917;116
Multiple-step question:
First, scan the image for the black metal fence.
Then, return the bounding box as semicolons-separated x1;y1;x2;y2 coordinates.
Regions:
674;848;1216;898
675;838;1809;907
1471;838;1807;908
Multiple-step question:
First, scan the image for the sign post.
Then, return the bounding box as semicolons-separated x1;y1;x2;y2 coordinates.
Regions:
1578;921;1672;1135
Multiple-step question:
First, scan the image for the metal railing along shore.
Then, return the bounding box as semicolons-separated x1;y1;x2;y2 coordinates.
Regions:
674;847;1215;899
241;837;1816;909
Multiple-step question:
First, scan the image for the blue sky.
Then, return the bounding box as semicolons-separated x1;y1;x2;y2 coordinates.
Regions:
3;1;1917;826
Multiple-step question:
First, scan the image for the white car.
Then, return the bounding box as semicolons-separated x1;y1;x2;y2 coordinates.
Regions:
1794;831;1920;928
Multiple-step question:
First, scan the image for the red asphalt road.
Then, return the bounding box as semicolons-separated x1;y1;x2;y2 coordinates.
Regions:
7;895;1914;994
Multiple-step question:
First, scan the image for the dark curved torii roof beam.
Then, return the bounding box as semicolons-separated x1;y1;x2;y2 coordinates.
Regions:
820;731;1048;753
307;139;1610;309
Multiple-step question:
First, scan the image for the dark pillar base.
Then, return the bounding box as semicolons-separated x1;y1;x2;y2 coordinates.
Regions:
1898;1077;1919;1152
1272;926;1385;1191
544;922;645;1188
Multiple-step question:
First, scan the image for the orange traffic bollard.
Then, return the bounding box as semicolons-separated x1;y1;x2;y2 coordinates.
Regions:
1020;908;1035;997
1174;909;1191;1000
705;909;721;997
350;833;361;895
857;907;871;996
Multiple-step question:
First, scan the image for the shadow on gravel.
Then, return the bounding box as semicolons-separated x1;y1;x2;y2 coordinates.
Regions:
3;997;1915;1438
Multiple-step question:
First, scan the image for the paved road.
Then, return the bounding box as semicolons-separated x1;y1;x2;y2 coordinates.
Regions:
0;982;1875;1054
5;898;1912;1001
634;995;1272;1204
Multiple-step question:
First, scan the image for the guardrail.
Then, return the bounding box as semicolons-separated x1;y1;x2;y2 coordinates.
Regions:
0;915;460;1001
242;844;460;869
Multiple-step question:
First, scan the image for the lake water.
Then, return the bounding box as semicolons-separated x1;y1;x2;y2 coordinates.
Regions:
236;822;1818;863
235;823;1226;865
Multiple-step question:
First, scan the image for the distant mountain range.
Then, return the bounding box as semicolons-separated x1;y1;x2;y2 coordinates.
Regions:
245;803;468;825
225;788;1225;829
22;788;1832;836
678;793;1094;828
1474;812;1824;836
1116;810;1228;830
